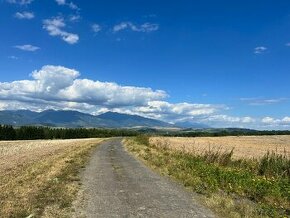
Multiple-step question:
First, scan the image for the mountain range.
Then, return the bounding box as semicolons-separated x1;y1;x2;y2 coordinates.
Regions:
0;110;196;128
0;110;211;129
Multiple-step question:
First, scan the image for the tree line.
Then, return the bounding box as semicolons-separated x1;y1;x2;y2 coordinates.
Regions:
167;130;290;137
0;125;138;140
1;125;289;141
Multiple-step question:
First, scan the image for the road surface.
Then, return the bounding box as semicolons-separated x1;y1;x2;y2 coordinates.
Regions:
75;138;215;218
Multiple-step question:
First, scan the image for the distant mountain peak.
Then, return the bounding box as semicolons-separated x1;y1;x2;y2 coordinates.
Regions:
98;111;144;119
0;110;176;128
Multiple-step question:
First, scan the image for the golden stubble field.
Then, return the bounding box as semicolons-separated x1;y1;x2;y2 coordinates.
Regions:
0;138;103;217
0;138;101;173
150;135;290;159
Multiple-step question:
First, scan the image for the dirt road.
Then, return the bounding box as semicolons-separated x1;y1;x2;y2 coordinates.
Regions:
76;138;215;218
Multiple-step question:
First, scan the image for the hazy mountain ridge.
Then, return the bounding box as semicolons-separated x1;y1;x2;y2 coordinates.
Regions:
174;121;210;129
0;110;181;128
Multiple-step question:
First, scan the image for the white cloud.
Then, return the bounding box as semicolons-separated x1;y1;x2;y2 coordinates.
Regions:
0;65;225;124
0;99;98;113
282;117;290;122
133;101;224;119
286;43;290;47
254;46;267;54
69;14;81;22
168;103;215;115
262;117;277;124
262;116;290;126
43;17;79;44
31;65;80;94
14;44;40;51
92;24;101;33
113;22;128;32
8;55;19;60
138;23;159;32
58;80;167;107
204;115;255;124
55;0;65;5
15;11;34;19
194;114;266;129
199;114;290;129
113;22;159;33
6;0;33;5
241;116;256;123
0;65;288;130
55;0;79;10
240;97;288;105
0;65;167;109
68;2;78;9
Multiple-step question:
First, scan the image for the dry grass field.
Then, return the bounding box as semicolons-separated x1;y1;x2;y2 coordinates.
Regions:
0;138;104;217
150;135;290;159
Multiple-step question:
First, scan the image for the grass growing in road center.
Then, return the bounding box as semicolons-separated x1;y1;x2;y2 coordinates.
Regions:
124;135;290;218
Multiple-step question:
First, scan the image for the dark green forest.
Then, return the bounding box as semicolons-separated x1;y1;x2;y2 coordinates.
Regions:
0;125;138;140
169;130;290;137
0;125;289;140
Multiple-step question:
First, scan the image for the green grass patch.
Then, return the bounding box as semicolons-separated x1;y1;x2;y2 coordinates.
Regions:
125;136;290;218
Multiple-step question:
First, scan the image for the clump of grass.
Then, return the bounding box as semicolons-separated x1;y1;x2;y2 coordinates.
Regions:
201;147;234;166
258;151;290;179
125;136;290;217
135;134;150;146
200;147;290;179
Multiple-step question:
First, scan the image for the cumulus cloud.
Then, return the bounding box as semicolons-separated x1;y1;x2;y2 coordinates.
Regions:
0;99;98;113
282;117;290;122
204;115;255;124
113;22;159;33
130;101;225;121
14;44;40;51
92;24;101;33
241;117;256;123
262;116;290;126
1;65;288;130
6;0;33;5
262;117;277;124
0;65;167;109
202;114;289;129
43;17;79;44
254;46;267;54
59;80;167;107
201;115;290;129
14;11;34;19
0;65;227;125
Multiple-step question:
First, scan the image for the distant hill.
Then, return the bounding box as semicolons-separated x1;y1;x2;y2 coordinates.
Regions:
97;112;172;128
174;121;210;129
0;110;175;128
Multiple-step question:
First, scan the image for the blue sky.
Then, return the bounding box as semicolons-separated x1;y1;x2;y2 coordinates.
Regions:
0;0;290;129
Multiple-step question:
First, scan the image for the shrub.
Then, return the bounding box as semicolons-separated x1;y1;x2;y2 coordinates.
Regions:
135;135;150;146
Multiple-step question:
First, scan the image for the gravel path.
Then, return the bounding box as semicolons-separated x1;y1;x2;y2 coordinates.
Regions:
77;138;216;218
